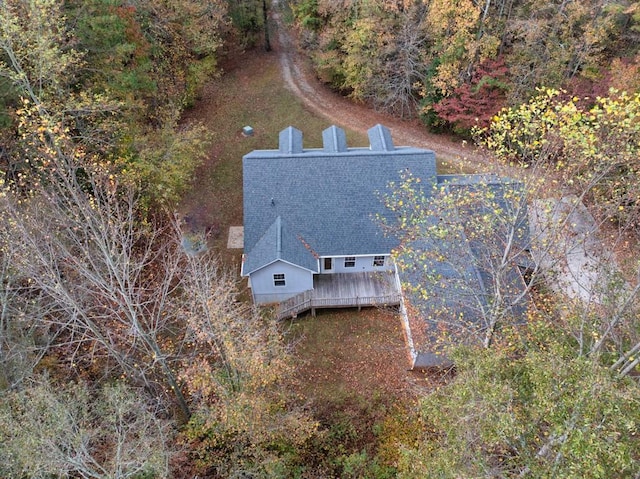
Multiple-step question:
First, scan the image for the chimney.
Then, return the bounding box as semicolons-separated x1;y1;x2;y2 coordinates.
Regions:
322;125;348;152
279;126;303;154
368;124;394;151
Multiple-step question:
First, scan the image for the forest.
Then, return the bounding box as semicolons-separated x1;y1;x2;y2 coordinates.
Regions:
0;0;639;478
292;0;640;131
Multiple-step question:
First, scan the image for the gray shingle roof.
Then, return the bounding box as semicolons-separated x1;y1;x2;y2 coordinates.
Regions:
399;174;531;355
243;216;319;274
243;125;437;272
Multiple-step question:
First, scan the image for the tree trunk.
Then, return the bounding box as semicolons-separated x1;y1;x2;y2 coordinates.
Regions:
263;0;271;52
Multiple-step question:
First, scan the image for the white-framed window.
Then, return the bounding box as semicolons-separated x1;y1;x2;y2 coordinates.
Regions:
344;256;356;268
373;256;385;267
273;273;286;287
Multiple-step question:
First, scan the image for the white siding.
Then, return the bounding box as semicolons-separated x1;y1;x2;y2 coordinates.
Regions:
321;255;394;274
249;260;314;305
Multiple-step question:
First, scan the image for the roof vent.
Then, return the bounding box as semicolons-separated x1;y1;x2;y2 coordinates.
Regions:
368;124;394;151
279;126;303;154
322;125;348;152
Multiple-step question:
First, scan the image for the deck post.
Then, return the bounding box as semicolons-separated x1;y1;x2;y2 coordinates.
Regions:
311;307;316;317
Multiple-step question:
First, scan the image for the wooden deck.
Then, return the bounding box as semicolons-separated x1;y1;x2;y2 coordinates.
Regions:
277;272;402;319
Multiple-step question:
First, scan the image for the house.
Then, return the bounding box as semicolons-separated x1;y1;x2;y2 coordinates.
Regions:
241;124;436;306
241;124;530;368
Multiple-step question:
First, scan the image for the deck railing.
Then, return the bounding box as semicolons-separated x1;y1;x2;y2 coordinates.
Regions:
276;291;402;320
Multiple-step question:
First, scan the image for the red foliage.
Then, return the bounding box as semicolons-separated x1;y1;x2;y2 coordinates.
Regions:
564;57;640;108
564;75;611;105
434;58;509;130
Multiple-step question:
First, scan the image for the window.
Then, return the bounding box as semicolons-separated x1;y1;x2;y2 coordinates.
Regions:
344;256;356;268
273;273;286;287
373;256;385;267
324;257;333;270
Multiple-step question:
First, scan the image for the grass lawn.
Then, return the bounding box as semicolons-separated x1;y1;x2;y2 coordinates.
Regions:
286;308;427;473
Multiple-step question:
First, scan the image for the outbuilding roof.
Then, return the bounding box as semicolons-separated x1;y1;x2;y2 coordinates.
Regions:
398;174;531;362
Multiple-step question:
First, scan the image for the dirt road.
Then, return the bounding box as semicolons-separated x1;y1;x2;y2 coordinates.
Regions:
271;3;487;165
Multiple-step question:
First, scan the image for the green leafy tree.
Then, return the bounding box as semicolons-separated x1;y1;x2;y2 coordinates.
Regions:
506;0;628;104
382;170;537;351
398;330;640;478
1;0;213;205
2;104;195;417
292;0;322;30
0;0;82;105
477;87;640;382
392;87;640;478
132;116;211;206
295;0;640;130
295;1;428;117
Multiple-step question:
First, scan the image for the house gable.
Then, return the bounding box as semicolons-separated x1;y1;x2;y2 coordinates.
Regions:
248;259;314;305
242;216;318;276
